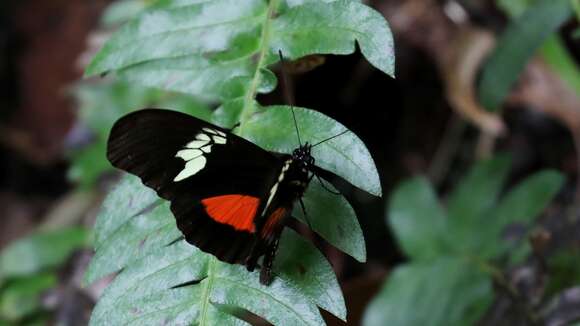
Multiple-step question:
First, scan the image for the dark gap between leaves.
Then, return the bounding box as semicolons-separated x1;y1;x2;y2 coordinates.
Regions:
130;198;164;218
213;302;272;326
165;236;185;247
170;277;206;289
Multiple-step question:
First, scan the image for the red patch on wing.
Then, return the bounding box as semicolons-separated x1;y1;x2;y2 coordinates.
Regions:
201;195;259;233
261;207;288;237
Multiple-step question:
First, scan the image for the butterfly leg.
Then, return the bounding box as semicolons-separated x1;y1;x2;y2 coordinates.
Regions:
315;174;342;195
259;231;282;285
298;198;314;231
246;206;289;284
245;240;262;272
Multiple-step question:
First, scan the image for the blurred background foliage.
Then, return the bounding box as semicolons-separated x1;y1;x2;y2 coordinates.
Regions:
0;0;579;325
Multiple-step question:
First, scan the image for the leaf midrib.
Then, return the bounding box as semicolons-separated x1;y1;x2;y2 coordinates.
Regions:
90;10;265;74
219;276;314;326
116;264;313;326
238;0;280;134
199;257;216;325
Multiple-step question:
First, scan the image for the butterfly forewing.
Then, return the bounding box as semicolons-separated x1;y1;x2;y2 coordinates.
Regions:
107;109;283;264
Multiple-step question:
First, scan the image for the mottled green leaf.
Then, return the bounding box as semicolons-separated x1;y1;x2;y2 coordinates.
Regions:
363;257;492;326
244;106;382;196
293;178;366;262
101;0;151;27
274;230;346;321
89;232;342;325
446;155;511;252
85;202;176;284
496;0;533;18
92;174;158;250
483;170;563;258
211;98;245;128
479;0;572;111
68;140;108;187
495;170;563;226
87;177;346;325
366;157;565;325
271;0;394;76
0;274;56;321
0;228;88;279
540;36;580;94
388;177;449;260
85;0;395;100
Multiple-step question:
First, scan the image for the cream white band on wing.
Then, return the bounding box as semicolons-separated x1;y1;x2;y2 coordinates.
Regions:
174;128;227;181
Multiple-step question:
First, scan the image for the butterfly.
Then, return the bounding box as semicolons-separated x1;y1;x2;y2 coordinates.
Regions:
107;108;347;284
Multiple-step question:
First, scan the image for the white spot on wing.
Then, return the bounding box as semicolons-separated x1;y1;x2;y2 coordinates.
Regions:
262;160;293;216
175;149;202;161
196;133;211;141
212;135;226;144
203;127;227;138
173;129;227;182
263;183;279;215
186;140;209;149
173;156;207;181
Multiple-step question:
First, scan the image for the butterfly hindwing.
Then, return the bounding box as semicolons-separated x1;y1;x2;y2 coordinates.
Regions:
107;109;284;263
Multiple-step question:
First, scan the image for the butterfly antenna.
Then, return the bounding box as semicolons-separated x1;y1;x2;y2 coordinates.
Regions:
278;50;302;147
291;107;302;147
311;129;350;147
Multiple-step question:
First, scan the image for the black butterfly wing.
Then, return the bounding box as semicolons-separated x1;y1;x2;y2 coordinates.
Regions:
107;109;282;264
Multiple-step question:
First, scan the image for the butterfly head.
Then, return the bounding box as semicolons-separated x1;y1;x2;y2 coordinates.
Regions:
292;143;315;171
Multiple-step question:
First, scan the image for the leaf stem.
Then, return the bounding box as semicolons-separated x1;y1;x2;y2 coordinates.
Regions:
238;0;280;136
199;257;216;326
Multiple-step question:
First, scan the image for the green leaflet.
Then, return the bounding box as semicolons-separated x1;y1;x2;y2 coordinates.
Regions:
0;228;88;322
0;274;56;321
363;257;492;326
244;106;382;197
293;179;366;262
478;0;572;111
0;228;88;280
446;155;512;253
271;0;394;75
101;0;150;27
388;177;448;260
364;157;564;325
91;174;159;251
482;170;564;258
540;36;580;95
86;176;346;325
85;0;395;100
90;237;332;325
